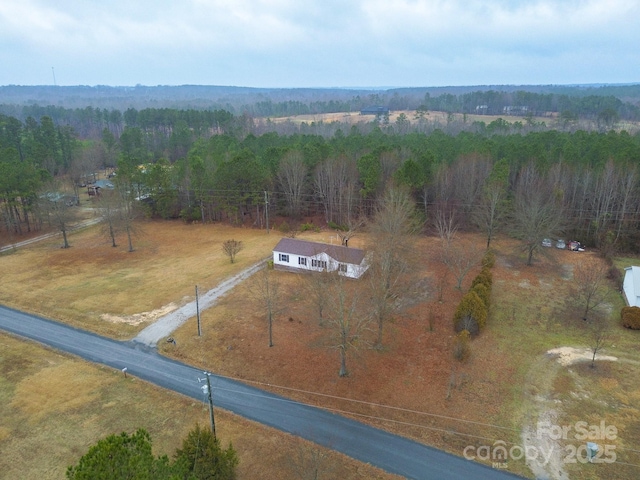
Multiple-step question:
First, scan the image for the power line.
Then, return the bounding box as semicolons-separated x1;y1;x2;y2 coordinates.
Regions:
208;373;516;434
204;380;640;469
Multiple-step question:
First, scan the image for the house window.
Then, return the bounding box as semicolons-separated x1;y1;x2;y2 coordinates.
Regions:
279;254;289;263
338;264;347;273
311;259;327;269
298;257;307;266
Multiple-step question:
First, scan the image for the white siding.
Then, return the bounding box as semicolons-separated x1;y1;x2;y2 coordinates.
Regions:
273;249;367;278
623;266;640;307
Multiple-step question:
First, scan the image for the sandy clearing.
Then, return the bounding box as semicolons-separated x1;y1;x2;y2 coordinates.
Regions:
546;346;618;366
100;303;179;326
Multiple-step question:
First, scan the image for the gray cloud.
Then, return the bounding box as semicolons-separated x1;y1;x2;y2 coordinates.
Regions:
0;0;637;86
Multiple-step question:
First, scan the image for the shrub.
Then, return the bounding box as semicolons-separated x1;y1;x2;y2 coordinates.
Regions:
328;221;347;231
300;222;320;232
621;306;640;330
471;267;493;290
453;290;487;334
471;282;491;310
278;221;290;233
453;329;471;362
481;250;496;269
179;207;200;223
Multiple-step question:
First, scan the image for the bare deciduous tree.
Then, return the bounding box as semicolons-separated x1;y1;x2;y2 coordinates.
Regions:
587;316;610;368
96;189;120;247
326;272;369;377
614;164;638;245
473;183;506;249
248;265;281;347
335;217;364;247
222;239;243;264
473;159;510;249
304;269;332;325
118;187;140;253
435;268;449;303
368;185;421;347
573;258;611;321
511;164;565;266
450;154;491;225
433;203;458;246
314;156;358;225
440;240;483;290
277;150;308;219
38;180;78;249
68;144;101;202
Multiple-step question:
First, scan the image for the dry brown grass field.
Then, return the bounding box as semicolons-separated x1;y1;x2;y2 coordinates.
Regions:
0;220;283;339
268;109;640;134
268;109;555;128
2;218;640;479
0;332;397;480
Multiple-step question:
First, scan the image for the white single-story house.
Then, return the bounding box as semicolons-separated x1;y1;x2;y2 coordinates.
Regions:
272;238;368;279
623;266;640;307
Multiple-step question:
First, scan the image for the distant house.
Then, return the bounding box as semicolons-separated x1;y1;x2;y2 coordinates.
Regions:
87;179;114;196
272;238;368;279
360;106;390;116
503;105;529;116
623;266;640;307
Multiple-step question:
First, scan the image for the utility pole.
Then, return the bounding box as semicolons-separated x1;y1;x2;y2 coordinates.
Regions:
199;372;216;438
264;191;269;234
196;285;201;336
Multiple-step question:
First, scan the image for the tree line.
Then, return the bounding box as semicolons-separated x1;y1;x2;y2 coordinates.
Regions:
2;110;640;253
3;83;639;122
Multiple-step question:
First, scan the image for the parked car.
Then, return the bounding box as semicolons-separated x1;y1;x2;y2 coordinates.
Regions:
556;239;566;249
542;238;552;247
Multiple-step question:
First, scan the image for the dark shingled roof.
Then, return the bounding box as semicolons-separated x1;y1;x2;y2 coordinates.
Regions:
273;238;366;265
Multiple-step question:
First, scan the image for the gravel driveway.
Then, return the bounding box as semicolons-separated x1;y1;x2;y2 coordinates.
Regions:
133;259;267;347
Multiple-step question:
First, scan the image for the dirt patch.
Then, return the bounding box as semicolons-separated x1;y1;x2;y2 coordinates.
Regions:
101;302;178;325
546;346;618;367
522;408;570;480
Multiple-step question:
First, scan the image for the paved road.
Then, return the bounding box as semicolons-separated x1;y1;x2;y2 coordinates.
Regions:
133;259;268;347
0;305;525;480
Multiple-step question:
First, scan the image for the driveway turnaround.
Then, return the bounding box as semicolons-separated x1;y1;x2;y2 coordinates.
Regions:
0;305;524;480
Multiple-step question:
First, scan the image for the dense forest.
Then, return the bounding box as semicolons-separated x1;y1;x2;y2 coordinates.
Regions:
2;86;640;253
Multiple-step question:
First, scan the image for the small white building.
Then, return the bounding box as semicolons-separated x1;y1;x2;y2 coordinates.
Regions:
623;266;640;307
272;238;368;279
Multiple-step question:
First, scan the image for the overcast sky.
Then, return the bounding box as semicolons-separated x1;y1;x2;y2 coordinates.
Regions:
0;0;638;88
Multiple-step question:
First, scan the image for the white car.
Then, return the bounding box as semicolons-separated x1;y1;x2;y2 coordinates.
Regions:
542;238;552;247
556;239;566;249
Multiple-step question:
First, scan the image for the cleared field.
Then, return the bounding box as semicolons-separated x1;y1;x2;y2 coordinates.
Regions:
0;220;282;339
268;109;554;127
267;108;640;134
